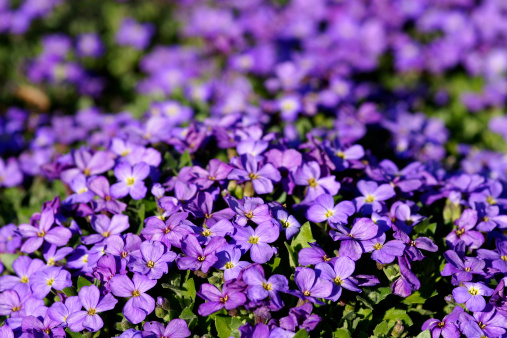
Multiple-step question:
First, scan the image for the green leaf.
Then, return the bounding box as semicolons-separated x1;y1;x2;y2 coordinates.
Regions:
373;321;391;337
334;328;351;338
0;253;20;273
178;150;192;169
284;242;297;269
136;203;146;235
230;317;246;338
383;308;413;326
77;276;92;291
293;329;309;338
290;221;315;255
268;256;281;274
65;328;84;338
215;315;232;338
62;287;77;297
402;290;438;305
415;330;432;338
366;287;391;304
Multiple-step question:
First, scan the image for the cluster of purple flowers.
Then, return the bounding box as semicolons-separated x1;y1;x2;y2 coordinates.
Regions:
1;0;507;337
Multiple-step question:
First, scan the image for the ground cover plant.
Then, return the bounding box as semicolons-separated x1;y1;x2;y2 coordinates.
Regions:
1;0;507;337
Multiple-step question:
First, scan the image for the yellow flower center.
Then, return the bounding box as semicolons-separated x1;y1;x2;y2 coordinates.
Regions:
132;290;140;297
225;262;234;269
88;308;96;316
47;257;55;266
479;322;486;329
373;243;383;250
220;295;229;303
147;260;155;268
468;287;479;296
334;277;343;285
37;230;46;237
437;322;445;328
21;276;29;283
248;236;260;244
46;278;54;286
78;187;88;194
83;255;88;263
121;150;131;157
7;236;12;241
308;178;317;188
208;175;216;181
126;177;135;186
12;306;21;312
336;151;346;159
202;229;212;237
197;256;206;262
325;210;334;218
487;195;497;205
483;216;489;222
303;290;311;296
455;228;465;236
249;172;259;180
323;255;331;262
501;255;507;262
121;251;128;258
164;227;171;234
365;194;375;203
245;211;254;219
105;195;112;201
102;231;110;238
464;267;471;272
263;282;272;290
84;168;91;176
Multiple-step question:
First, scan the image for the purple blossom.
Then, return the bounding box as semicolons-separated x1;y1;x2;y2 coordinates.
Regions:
177;235;225;273
231;221;279;264
0;158;23;187
214;244;250;281
355;180;396;214
47;296;82;327
442;246;485;285
421;306;463;338
110;274;156;324
61;148;114;184
142;319;191;338
20;314;65;338
105;233;142;266
393;231;438;261
191;159;233;190
0;256;45;291
30;266;72;299
330;218;380;261
82;214;130;245
197;282;247;316
446;209;485;250
141;212;192;249
129;241;177;279
67;285;118;332
273;208;301;240
298;242;336;266
477;240;507;273
459;308;507;338
291;161;341;203
243;265;288;308
289;267;333;305
228;154;281;194
19;208;72;253
88;176;127;214
306;194;355;226
315;257;361;301
190;219;234;245
116;18;154;50
452;282;494;312
227;197;272;226
111;162;150;200
63;173;95;204
363;234;406;264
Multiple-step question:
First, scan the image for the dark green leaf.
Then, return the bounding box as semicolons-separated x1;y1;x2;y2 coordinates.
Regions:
334;328;351;338
77;276;92;291
178;150;192;169
293;329;309;338
284;242;297;269
383;308;413;326
0;253;20;273
291;221;315;256
215;315;232;338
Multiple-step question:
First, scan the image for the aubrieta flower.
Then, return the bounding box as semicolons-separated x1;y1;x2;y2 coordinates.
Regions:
197;282;247;316
0;256;45;291
142;319;191;338
306;194;355;226
477;240;507;273
67;285;118;332
292;161;341;203
129;240;176;279
446;209;485;250
452;282;494;312
0;157;23;188
177;235;225;273
0;224;22;253
289;267;333;305
105;233;142;265
61;148;114;184
228;154;281;194
47;296;82;328
19;208;72;253
30;266;72;299
191;159;233;190
442;247;485;285
421;306;463;338
20;314;65;337
273;208;301;240
393;231;438;261
324;140;365;171
354;180;396;214
459;309;507;338
63;173;95;204
228;197;272;226
111;161;150;200
88;175;127;214
363;234;406;265
231;221;279;264
191;219;234;245
298;242;336;266
214;244;250;281
82;214;130;245
330;218;380;261
0;285;33;317
315;257;361;301
110;274;156;324
141;212;192;249
243;265;288;308
115;17;154;50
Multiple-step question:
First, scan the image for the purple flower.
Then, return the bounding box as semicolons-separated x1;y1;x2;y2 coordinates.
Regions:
76;33;104;57
474;204;507;232
306;194;355;226
129;241;176;279
273;208;301;240
363;234;406;264
20;314;65;338
477;240;507;273
355;180;395;214
105;233;142;265
0;256;45;291
315;257;361;301
88;176;127;214
330;218;380;261
228;154;281;194
177;235;225;273
452;282;494;312
111;161;150;200
393;231;438;261
197;282;247;316
116;18;154;50
265;148;302;195
392;203;424;234
228;197;272;226
67;285;118;332
0;285;32;317
63;173;95;204
243;265;288;308
47;296;82;327
298;242;336;266
0;158;23;188
188;192;235;227
442;247;485;285
291;161;341;202
289;267;333;304
141;212;192;249
231;221;279;263
391;256;421;297
29;266;72;299
110;274;156;324
214;244;250;281
421;306;463;338
61;148;114;183
142;319;191;338
0;224;22;253
4;296;46;331
446;209;485;250
19;208;72;253
82;214;130;245
324;140;365;171
191;219;234;245
191;159;233;190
